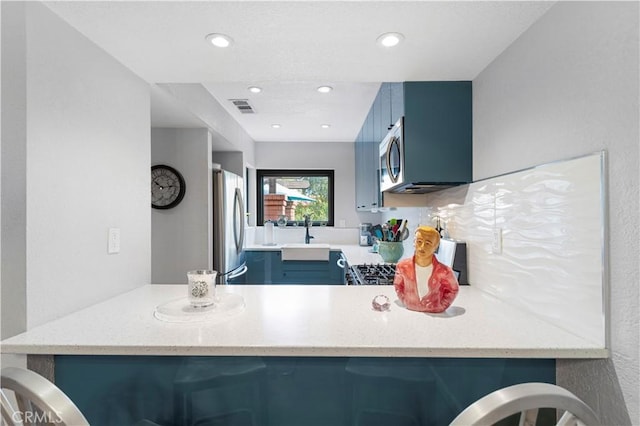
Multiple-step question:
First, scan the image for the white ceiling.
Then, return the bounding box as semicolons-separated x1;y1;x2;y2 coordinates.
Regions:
43;1;555;143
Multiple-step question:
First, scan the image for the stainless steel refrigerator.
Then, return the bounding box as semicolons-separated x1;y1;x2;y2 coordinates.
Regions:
212;165;247;284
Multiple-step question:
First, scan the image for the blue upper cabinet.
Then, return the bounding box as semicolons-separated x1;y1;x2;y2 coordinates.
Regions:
355;86;382;211
379;83;398;135
390;82;404;127
354;81;472;210
372;87;384;143
402;81;472;185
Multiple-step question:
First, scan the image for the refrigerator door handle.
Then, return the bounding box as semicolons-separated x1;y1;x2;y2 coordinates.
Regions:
226;264;248;280
233;187;245;254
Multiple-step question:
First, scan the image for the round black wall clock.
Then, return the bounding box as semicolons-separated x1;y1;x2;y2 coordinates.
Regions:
151;165;186;209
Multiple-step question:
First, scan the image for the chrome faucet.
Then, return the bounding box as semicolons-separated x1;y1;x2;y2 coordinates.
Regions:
304;215;314;244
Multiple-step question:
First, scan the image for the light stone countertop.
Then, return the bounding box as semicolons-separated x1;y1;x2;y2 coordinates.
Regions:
1;284;607;358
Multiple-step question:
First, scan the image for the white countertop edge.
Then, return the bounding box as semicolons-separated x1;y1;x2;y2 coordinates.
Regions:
2;345;609;359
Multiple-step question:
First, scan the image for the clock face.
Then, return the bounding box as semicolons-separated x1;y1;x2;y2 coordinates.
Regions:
151;165;186;209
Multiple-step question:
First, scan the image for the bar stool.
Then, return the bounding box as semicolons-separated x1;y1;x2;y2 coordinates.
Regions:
450;382;599;425
2;367;89;426
345;358;435;426
173;357;268;426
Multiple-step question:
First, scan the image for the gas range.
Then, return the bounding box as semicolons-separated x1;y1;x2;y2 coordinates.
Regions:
346;263;397;286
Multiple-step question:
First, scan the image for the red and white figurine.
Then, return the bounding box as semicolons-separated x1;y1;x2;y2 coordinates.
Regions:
394;226;459;313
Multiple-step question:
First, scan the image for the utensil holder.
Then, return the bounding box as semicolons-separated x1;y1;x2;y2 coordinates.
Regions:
378;242;404;263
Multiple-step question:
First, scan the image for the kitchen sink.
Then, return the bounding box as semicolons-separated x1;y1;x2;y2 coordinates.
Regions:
280;244;331;261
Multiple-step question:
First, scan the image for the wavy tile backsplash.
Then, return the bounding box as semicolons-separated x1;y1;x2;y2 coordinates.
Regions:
413;152;606;345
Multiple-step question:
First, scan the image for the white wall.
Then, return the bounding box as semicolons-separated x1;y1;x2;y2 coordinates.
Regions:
1;2;152;332
151;128;212;283
254;141;380;229
1;2;27;350
473;2;638;423
211;151;244;178
156;83;256;170
0;1;28;370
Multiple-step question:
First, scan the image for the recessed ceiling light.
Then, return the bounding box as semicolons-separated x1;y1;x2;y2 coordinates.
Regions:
321;124;331;129
248;86;262;93
205;33;233;48
271;124;281;129
317;86;333;93
376;32;404;48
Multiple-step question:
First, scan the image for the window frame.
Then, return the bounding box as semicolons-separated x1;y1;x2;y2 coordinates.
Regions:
256;169;335;227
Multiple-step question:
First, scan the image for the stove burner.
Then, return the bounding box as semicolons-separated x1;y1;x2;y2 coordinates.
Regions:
346;263;397;285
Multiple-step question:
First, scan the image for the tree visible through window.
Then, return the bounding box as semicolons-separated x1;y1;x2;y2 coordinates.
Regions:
257;170;334;226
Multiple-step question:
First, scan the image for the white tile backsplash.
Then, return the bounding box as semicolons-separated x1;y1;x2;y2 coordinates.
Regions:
384;152;607;345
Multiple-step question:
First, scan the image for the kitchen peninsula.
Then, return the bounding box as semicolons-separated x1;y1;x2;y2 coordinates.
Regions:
1;284;605;358
4;145;610;424
2;282;606;426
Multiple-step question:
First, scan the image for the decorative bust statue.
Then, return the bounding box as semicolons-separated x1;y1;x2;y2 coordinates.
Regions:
393;226;459;313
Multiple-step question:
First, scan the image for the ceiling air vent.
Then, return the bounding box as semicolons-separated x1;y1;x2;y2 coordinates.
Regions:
229;99;255;114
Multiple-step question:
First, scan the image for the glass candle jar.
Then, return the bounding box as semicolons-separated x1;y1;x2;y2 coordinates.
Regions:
187;270;217;307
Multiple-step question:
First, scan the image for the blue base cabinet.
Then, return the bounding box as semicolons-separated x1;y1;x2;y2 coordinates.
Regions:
54;355;556;426
229;250;345;285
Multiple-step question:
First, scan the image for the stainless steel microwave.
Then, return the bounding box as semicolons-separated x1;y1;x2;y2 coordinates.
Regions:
379;117;404;192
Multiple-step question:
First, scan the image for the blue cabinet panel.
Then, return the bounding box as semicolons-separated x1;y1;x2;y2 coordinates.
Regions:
402;81;472;184
379;83;393;134
372;87;384;143
237;250;345;285
390;82;404;126
55;355;556;426
354;83;382;211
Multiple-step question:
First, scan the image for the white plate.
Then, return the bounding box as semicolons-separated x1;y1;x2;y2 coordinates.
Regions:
154;292;245;323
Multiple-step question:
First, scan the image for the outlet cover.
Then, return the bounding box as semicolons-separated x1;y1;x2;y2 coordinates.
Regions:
108;228;120;254
492;228;502;254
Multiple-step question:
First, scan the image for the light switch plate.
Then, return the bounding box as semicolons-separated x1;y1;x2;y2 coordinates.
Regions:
108;228;120;254
492;228;502;254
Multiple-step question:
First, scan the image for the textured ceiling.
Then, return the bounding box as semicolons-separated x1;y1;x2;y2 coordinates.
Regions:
44;1;555;142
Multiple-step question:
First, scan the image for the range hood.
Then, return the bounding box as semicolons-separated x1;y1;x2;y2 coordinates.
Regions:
385;182;463;194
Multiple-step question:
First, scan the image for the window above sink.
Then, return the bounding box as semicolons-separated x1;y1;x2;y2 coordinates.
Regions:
256;169;335;226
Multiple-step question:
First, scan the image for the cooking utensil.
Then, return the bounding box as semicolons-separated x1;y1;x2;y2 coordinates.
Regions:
371;225;384;241
396;219;409;241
